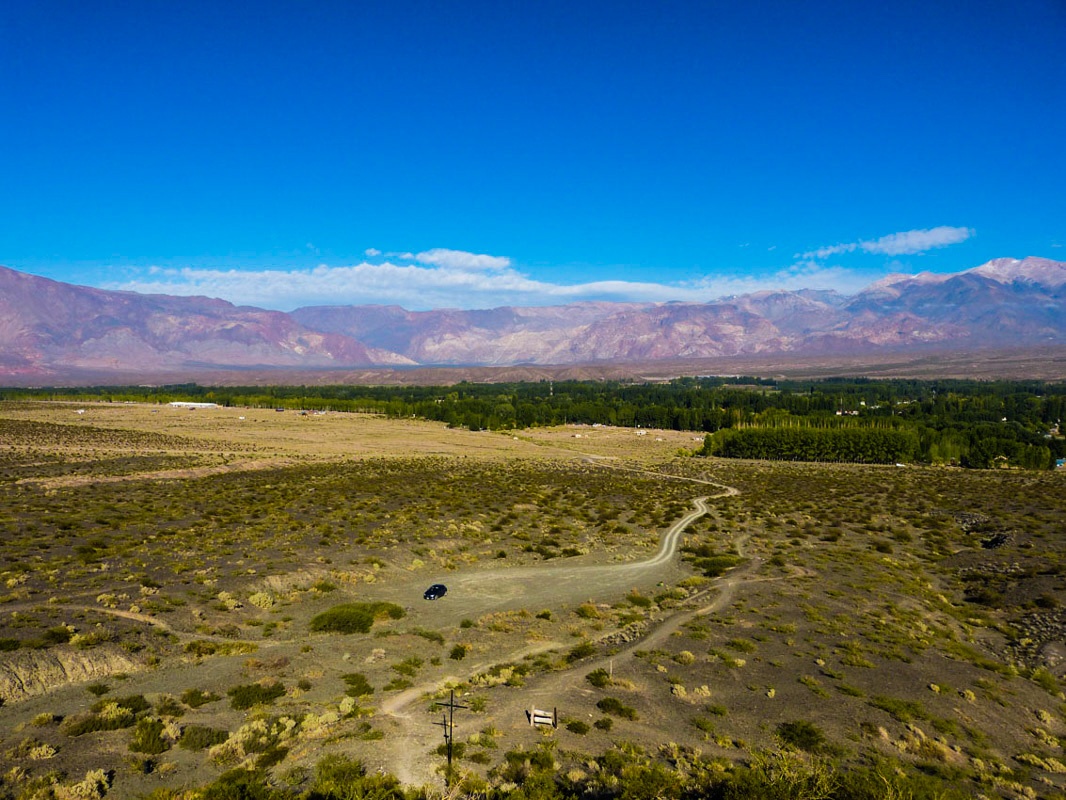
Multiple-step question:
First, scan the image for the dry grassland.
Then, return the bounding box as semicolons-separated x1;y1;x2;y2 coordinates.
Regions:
1;400;1065;799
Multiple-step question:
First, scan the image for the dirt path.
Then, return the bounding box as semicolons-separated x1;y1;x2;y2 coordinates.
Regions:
371;475;744;787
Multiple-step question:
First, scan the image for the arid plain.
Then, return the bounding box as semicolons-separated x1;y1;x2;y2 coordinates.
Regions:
2;401;1065;799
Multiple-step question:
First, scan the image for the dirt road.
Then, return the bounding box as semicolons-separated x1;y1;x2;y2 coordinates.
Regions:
372;478;741;786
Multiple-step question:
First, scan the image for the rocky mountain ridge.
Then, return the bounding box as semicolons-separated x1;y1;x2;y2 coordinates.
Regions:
0;257;1063;382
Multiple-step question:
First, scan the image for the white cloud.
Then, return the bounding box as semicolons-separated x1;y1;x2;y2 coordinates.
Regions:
802;242;858;260
413;248;511;271
107;251;870;311
801;226;974;260
364;247;381;257
860;226;974;255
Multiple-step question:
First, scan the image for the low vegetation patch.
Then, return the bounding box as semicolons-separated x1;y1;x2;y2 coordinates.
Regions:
595;696;639;720
227;681;286;710
179;725;230;751
309;602;406;634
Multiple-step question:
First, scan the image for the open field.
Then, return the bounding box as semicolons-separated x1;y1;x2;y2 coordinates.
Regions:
2;401;1066;799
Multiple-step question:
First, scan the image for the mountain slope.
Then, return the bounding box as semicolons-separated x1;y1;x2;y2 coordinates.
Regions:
1;257;1063;381
0;266;413;379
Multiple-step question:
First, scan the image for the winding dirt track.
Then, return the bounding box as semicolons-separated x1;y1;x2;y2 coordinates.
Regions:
372;475;742;786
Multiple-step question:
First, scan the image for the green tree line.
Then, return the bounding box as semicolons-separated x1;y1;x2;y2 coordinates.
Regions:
4;377;1064;469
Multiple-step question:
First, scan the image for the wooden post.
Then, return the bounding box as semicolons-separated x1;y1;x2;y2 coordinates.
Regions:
433;690;468;788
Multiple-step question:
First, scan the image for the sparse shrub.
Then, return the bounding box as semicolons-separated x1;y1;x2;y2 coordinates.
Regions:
129;717;171;755
627;592;652;608
62;769;111;800
566;720;590;735
411;627;444;644
776;719;826;752
227;681;286;710
341;673;373;698
248;592;275;609
870;695;926;723
62;705;135;736
567;641;597;662
593;717;613;731
596;697;638;720
181;688;220;708
586;668;611;688
391;656;423;677
101;695;151;715
449;644;469;661
575;603;600;619
43;626;72;645
199;768;277;800
309;754;404;800
155;696;185;717
85;682;110;697
180;725;230;751
184;640;258;657
310;603;405;634
1030;667;1060;695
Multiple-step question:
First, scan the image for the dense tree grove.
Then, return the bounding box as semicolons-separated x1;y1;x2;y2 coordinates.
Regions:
702;426;920;464
6;376;1065;469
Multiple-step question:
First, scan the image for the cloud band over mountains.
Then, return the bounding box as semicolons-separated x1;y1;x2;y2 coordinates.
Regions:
109;227;974;311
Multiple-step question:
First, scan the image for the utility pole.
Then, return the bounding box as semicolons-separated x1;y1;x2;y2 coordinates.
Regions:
433;690;468;788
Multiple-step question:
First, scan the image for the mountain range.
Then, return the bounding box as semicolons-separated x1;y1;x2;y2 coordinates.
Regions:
1;257;1064;384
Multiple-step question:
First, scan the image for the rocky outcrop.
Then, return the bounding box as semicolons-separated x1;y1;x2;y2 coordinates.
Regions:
0;646;144;704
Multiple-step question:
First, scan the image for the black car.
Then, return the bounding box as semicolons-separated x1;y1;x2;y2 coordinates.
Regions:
423;583;447;601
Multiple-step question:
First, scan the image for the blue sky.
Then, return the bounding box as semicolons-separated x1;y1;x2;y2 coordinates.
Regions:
2;0;1063;311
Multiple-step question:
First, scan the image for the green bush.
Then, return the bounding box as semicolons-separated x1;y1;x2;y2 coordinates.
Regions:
181;688;221;708
201;768;282;800
180;725;230;751
62;705;137;736
227;681;286;710
449;644;468;661
129;717;171;755
310;603;405;634
776;719;826;752
596;697;638;720
566;720;590;735
566;641;597;663
627;592;653;608
341;673;374;698
310;754;406;800
155;696;185;717
90;694;149;714
870;695;926;723
586;668;611;688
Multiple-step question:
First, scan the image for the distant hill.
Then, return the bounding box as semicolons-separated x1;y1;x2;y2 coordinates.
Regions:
1;257;1064;384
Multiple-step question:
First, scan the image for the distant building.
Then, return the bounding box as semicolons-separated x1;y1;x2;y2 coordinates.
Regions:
168;402;219;409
